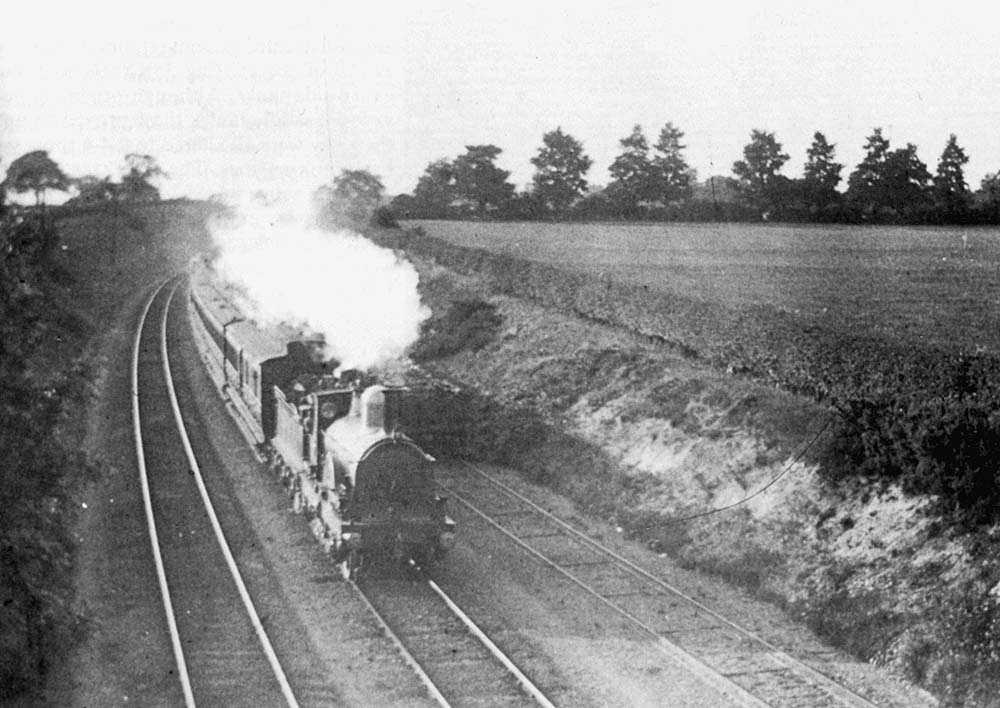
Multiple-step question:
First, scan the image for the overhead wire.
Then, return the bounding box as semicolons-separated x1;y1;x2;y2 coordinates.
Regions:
650;413;835;527
321;34;335;180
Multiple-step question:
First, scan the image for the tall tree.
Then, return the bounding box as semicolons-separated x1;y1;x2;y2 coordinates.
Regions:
849;132;932;219
802;132;843;212
651;122;694;204
882;143;932;216
732;129;789;215
412;158;458;218
607;124;659;216
453;145;515;217
981;173;1000;203
979;172;1000;221
530;127;592;215
933;133;970;217
3;150;69;206
846;128;891;215
71;175;117;205
329;168;385;223
119;153;165;201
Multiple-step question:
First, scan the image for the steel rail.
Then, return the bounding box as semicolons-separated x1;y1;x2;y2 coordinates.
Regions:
158;282;301;708
451;461;881;708
347;581;455;708
350;576;557;708
187;274;453;707
131;277;196;708
426;580;558;708
441;469;769;708
184;276;549;708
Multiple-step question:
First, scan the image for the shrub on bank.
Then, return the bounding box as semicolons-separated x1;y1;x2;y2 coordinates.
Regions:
410;298;503;362
823;352;1000;528
0;213;94;698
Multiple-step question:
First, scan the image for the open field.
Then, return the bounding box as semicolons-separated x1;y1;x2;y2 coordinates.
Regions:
408;220;1000;354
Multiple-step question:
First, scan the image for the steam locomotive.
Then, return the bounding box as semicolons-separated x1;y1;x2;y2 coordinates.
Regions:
187;271;455;580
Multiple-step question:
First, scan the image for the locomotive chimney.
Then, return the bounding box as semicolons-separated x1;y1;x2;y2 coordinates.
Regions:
360;386;385;431
358;386;406;433
349;385;363;419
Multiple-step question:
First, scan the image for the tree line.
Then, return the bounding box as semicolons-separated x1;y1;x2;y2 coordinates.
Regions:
7;130;995;227
0;151;166;215
380;125;1000;225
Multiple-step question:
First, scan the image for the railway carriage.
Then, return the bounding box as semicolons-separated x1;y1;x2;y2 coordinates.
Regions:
189;282;285;420
188;271;455;580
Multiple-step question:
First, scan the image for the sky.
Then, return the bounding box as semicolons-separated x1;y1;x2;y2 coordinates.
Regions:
2;0;999;201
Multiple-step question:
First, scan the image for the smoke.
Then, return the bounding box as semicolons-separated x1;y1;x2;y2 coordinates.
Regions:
208;196;429;370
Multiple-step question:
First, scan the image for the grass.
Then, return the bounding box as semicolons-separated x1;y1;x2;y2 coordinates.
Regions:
407;220;1000;355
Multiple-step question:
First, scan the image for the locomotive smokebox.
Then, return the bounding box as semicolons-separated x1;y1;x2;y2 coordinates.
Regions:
360;385;406;433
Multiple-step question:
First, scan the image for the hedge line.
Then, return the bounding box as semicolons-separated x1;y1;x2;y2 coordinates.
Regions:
371;226;1000;527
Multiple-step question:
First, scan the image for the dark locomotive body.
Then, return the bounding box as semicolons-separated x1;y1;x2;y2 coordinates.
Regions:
327;388;453;571
189;272;455;579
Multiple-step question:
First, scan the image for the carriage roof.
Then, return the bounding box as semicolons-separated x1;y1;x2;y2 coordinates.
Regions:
190;266;304;363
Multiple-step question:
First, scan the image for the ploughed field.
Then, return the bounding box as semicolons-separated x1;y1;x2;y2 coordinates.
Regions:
409;220;1000;354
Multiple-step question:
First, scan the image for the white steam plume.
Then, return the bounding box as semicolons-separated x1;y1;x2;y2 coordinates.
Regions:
209;197;429;370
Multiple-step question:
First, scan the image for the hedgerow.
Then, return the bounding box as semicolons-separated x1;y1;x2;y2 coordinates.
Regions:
373;226;1000;529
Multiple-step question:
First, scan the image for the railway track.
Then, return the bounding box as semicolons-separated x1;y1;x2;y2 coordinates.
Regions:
184;275;558;707
350;571;555;708
180;269;901;707
132;278;303;707
437;462;886;708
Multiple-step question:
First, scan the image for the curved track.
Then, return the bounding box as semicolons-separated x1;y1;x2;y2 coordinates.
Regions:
132;278;300;707
437;462;885;708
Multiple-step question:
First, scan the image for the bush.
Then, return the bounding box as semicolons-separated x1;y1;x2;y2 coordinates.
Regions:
0;213;93;698
370;206;399;229
410;298;503;361
822;352;1000;527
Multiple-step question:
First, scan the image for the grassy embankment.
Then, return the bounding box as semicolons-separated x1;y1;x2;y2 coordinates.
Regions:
372;222;1000;708
0;202;212;702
